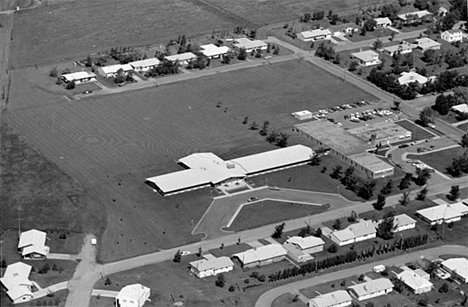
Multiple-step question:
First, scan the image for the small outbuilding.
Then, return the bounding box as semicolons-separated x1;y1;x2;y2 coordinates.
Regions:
115;284;151;307
292;110;313;120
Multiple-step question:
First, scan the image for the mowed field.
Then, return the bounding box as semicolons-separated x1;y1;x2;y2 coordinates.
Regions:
4;60;376;262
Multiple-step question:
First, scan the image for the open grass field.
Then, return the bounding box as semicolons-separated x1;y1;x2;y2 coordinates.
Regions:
227;201;330;232
3;60;376;262
395;119;437;141
272;293;305;307
408;146;467;176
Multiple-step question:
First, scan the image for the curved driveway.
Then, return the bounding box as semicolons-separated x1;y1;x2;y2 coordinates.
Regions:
255;245;468;307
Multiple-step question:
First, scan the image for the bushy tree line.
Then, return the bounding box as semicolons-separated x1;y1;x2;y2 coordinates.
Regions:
447;150;468;177
367;68;419;100
330;165;377;200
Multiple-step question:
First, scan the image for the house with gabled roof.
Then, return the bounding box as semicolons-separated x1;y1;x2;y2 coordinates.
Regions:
416;203;468;225
200;44;231;59
97;64;133;78
351;50;381;66
375;17;392;28
190;256;234;278
18;229;49;260
232;244;287;269
297;29;332;42
398;71;428;86
308;290;352;307
441;29;463;43
285;236;325;254
330;220;376;246
115;284;150;307
441;258;468;283
347;278;394;301
61;71;97;84
396;269;433;294
129;58;161;72
0;262;34;304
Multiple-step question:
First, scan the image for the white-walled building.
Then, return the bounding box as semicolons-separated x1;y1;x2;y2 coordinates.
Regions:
309;290;352;307
283;243;314;263
397;270;433;294
98;64;133;78
285;236;325;254
441;258;468;283
61;71;97;84
398;71;428;86
232;244;287;269
292;110;313;120
129;58;161;72
441;29;463;43
115;284;150;307
390;214;417;232
18;229;49;260
347;278;394;301
297;29;332;42
233;38;268;52
410;38;441;51
452;104;468;114
351;50;381;66
416;203;468;225
375;17;392;28
0;262;34;304
164;52;197;65
398;10;432;23
382;44;413;57
330;220;376;246
190;256;234;278
200;44;231;59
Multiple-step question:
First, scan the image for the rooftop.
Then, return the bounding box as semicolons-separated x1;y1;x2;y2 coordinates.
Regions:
452;104;468;113
442;258;468;279
444;29;463;34
383;44;412;53
190;256;234;272
200;44;231;57
0;262;33;302
398;10;432;20
349;153;394;173
413;38;441;49
309;290;352;307
351;50;380;63
332;220;376;242
397;270;433;290
233;38;267;49
129;58;161;68
116;283;150;300
18;229;47;249
347;278;394;296
347;121;412;144
398;71;428;85
375;17;392;24
416;203;468;222
232;244;287;265
298;29;332;39
295;120;369;156
285;236;325;249
61;71;96;81
165;52;197;62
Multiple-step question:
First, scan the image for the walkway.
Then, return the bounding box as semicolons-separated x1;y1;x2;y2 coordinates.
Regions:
255;245;468;307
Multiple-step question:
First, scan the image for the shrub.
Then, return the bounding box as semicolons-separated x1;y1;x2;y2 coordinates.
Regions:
228;285;235;292
258;274;266;282
65;81;75;90
328;243;338;253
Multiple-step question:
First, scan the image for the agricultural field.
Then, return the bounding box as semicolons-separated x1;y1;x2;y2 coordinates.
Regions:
3;59;376;262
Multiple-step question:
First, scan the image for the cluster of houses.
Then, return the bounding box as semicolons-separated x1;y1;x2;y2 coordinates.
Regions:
60;37;269;84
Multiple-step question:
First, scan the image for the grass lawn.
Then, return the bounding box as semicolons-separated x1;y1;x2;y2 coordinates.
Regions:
47;232;84;255
272;293;305;307
226;201;330;232
207;243;252;258
28;260;77;287
394;119;436;141
0;289;69;307
435;187;468;204
347;28;395;42
408;146;467;177
457;122;468;132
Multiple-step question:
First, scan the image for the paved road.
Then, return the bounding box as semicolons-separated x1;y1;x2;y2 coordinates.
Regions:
255;245;468;307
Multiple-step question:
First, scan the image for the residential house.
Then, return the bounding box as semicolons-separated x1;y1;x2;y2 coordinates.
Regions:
61;71;97;84
297;29;332;42
416;203;468;225
285;236;325;254
391;214;417;232
441;29;463;43
351;50;381;66
398;10;432;25
200;44;231;59
233;38;268;52
18;229;49;260
441;258;468;283
283;243;314;263
347;278;394;301
398;71;428;86
452;104;468;114
375;17;392;28
308;290;352;307
411;38;441;52
0;262;34;304
330;220;376;246
189;256;234;278
97;64;133;78
329;24;359;37
438;7;448;16
382;44;413;57
115;284;150;307
129;58;161;73
232;244;287;268
164;52;197;65
397;269;433;294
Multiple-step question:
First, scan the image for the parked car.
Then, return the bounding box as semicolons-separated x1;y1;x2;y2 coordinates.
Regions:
247;197;258;202
398;144;409;149
373;265;386;273
181;251;191;256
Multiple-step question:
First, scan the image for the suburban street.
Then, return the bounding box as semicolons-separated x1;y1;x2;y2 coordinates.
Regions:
255;245;468;307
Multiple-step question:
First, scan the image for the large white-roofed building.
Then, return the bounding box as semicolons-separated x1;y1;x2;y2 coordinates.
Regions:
146;145;314;196
0;262;34;304
233;38;268;52
416;203;468;225
190;256;234;278
61;71;97;84
232;244;287;268
18;229;49;260
200;44;231;59
129;58;161;72
115;284;150;307
308;290;352;307
396;269;433;294
441;258;468;283
347;278;394;301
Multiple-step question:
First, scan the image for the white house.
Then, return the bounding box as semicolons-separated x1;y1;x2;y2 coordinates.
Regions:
416;203;468;225
452;104;468;114
347;278;394;301
330;220;376;246
164;52;197;65
233;38;268;52
97;64;133;78
441;258;468;283
398;10;432;23
391;214;417;232
351;50;381;66
61;71;97;84
285;236;325;254
329;24;359;37
18;229;49;260
232;244;287;269
382;44;413;57
200;44;231;59
189;256;234;278
375;17;392;28
292;110;313;120
115;284;150;307
309;290;352;307
411;38;441;51
397;270;433;294
398;71;428;86
441;29;463;43
283;243;314;263
129;58;161;72
297;29;332;42
0;262;34;304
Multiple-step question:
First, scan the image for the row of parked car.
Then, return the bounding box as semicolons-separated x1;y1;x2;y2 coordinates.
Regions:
317;100;372;115
347;108;395;123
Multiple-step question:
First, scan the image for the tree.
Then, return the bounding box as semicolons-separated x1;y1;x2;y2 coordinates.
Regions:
0;259;7;268
65;80;75;90
327;243;338;253
393;100;401;110
358;274;365;281
364;18;377;31
275;133;289;148
311;155;322;166
273;46;280;55
49;67;59;77
266;130;279;143
373;193;386;210
381;179;393;195
272;222;285;239
173;250;182;263
85;55;93;67
399;191;410;206
358;180;376;200
104;277;112;286
298;225;312;237
197;247;203;257
348;211;358;223
330;165;343;179
415;168;431;186
448;185;460;200
399;173;412;190
373;39;383;50
438;282;449;293
419;107;435;127
377;214;395;239
259;120;269;136
416;187;428;200
237;48;247;60
349;61;359;72
215;274;226;287
461;134;468;148
333;219;342;230
250;121;259;130
314;228;323;237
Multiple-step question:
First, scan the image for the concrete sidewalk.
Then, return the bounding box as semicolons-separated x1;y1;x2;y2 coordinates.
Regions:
91;289;119;298
48;253;78;261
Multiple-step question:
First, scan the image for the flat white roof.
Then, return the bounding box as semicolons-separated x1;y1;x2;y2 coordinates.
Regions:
348;278;394;297
442;258;468;279
232;244;287;265
349;153;394;173
117;283;150;300
100;64;133;74
61;71;96;81
452;104;468;113
165;52;197;62
416;203;468;222
351;50;380;62
18;229;46;249
233;37;268;49
129;58;160;68
292;110;312;116
190;256;234;272
375;17;392;24
298;29;332;39
413;38;441;49
310;290;352;307
398;10;432;20
201;45;231;57
286;236;325;249
398;71;428;85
